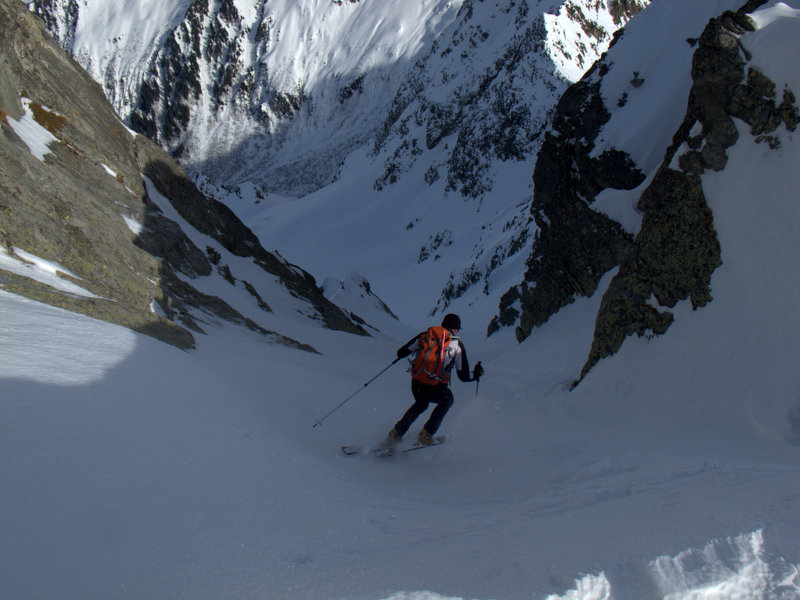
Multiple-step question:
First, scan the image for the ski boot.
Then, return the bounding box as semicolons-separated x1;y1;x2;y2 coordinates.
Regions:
417;428;435;446
383;428;402;447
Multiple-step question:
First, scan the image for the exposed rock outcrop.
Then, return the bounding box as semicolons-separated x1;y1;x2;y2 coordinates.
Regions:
582;1;798;380
493;0;799;382
490;52;646;339
0;0;365;350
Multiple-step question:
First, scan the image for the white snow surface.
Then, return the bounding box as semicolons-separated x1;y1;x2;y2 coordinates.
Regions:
2;122;799;596
0;246;101;299
5;97;59;161
3;102;800;599
748;2;800;93
589;0;751;174
3;1;800;599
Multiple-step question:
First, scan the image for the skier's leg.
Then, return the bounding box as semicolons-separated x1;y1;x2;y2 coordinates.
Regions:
423;386;454;435
394;381;431;435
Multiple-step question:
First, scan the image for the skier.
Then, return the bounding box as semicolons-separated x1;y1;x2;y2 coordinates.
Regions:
385;313;483;447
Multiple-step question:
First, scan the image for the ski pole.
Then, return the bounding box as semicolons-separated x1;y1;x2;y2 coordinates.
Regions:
474;361;482;397
312;357;401;428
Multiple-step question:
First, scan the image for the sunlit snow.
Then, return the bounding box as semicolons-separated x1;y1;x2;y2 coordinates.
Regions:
3;1;800;600
6;98;59;161
0;246;101;299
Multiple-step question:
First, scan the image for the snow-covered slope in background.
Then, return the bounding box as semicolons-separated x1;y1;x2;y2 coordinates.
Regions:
30;0;644;193
247;0;732;328
30;0;186;105
31;0;466;194
29;0;648;326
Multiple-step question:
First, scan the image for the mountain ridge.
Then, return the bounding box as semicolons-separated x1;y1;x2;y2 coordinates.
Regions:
28;0;648;199
492;0;799;381
1;0;367;351
25;1;649;350
18;0;800;385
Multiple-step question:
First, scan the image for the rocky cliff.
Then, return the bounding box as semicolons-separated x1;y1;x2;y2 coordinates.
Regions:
492;0;799;382
25;0;650;322
28;0;648;201
0;0;365;350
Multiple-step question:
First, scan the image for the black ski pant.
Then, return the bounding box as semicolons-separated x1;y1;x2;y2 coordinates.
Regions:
394;380;454;436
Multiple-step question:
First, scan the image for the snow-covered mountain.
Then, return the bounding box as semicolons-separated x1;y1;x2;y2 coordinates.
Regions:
27;0;648;335
18;0;800;394
493;0;800;382
1;0;368;353
2;1;800;599
28;0;646;196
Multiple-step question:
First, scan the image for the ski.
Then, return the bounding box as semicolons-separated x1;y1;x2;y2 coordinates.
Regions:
341;436;445;457
402;436;446;453
341;445;394;458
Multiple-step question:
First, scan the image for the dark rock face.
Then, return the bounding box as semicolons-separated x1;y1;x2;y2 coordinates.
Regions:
0;0;190;346
608;0;647;25
0;0;364;350
582;168;715;379
581;2;798;380
490;67;645;339
134;139;367;337
493;0;798;381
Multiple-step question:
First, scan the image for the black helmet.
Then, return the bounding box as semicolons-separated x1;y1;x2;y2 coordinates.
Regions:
441;313;461;330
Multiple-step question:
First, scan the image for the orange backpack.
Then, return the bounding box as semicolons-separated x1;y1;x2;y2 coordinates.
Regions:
411;326;456;385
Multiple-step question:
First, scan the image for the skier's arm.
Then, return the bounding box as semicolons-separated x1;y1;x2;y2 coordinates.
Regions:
396;333;422;359
455;342;473;382
455;342;484;382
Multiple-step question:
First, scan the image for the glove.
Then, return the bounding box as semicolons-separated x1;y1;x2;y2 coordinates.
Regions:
472;361;484;382
397;346;412;359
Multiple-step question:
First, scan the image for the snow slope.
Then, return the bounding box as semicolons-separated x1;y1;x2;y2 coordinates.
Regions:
52;0;192;109
1;171;798;599
2;2;799;600
2;68;800;600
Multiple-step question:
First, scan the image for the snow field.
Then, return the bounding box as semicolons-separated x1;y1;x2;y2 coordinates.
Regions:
3;1;800;599
2;229;798;600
